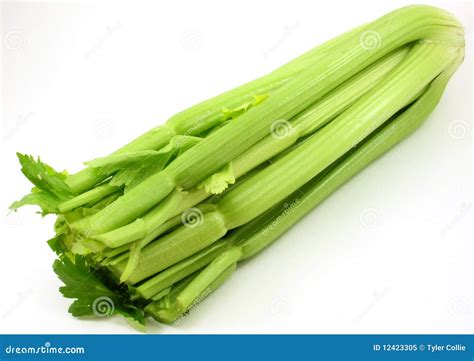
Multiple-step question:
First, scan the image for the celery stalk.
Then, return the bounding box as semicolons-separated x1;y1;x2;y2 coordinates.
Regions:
144;50;463;320
91;46;410;250
71;5;463;238
119;41;460;284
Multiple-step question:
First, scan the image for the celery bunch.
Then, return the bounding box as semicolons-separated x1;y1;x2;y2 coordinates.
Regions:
12;5;464;330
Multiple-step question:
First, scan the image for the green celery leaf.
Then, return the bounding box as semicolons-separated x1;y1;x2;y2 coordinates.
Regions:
86;136;201;191
198;162;235;194
53;255;146;331
10;190;60;215
85;150;161;174
10;153;74;215
47;235;68;256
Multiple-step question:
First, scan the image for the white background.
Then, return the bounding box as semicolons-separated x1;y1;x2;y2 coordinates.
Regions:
0;0;472;334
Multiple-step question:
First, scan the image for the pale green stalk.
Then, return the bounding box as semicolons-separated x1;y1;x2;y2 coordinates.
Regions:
71;6;464;238
58;184;119;213
100;47;411;282
144;50;464;320
111;41;462;284
133;240;230;300
88;46;410;249
65;19;367;195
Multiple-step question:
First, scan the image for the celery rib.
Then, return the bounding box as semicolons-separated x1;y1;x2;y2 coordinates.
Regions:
144;49;464;321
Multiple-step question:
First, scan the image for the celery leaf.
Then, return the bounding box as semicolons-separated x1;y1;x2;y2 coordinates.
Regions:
86;136;201;191
10;153;73;215
198;162;235;194
53;254;146;331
